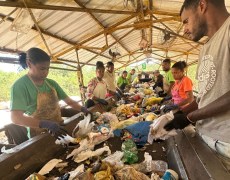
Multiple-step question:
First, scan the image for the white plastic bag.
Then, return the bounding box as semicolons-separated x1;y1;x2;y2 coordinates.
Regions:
148;111;177;143
72;114;95;138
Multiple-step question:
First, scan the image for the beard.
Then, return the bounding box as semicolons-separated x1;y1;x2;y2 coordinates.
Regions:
192;17;207;42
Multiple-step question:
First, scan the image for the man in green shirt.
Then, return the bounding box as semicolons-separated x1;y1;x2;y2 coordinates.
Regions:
162;58;175;96
117;70;129;90
126;69;136;84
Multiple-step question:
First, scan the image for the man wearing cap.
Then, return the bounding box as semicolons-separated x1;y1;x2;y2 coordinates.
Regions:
103;61;122;99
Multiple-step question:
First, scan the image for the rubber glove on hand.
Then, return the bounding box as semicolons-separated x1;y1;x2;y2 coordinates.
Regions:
162;104;179;113
96;98;108;105
160;96;172;104
39;120;67;136
164;113;191;131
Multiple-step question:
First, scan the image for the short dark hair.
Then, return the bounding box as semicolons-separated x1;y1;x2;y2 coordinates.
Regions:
123;70;128;74
163;58;171;64
106;61;114;67
96;61;105;70
180;0;200;16
180;0;225;16
172;61;187;71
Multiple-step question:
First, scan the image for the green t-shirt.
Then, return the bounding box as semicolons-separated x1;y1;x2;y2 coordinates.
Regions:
126;73;132;84
117;76;129;88
165;70;174;84
10;75;68;115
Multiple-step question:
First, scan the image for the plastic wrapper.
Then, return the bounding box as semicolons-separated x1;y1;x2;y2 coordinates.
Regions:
161;169;179;180
73;114;95;138
38;159;62;175
68;164;84;180
113;119;138;130
121;139;138;164
151;173;160;180
74;146;111;163
26;173;46;180
55;134;79;145
102;151;124;168
115;166;150;180
97;112;119;128
148;111;177;142
142;97;163;107
94;163;114;180
131;158;167;175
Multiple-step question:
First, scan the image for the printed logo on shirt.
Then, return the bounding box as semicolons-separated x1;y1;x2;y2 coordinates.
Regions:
198;55;216;98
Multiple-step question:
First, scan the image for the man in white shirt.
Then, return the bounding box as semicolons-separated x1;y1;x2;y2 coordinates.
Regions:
103;61;122;100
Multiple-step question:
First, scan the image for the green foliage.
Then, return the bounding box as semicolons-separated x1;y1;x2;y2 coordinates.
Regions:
0;70;26;102
0;66;96;102
0;62;198;102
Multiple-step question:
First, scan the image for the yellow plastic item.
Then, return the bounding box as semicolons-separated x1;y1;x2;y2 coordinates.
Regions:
145;97;163;106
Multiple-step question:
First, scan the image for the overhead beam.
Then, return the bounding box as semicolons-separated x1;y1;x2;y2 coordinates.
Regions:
105;17;178;33
81;29;135;68
74;0;132;59
116;54;144;70
0;13;111;61
54;14;136;57
57;58;96;66
147;10;180;17
0;1;136;15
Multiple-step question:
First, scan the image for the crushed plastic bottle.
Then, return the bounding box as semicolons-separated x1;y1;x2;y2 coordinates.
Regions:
121;139;138;164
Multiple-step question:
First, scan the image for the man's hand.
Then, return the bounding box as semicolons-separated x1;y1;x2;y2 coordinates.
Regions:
96;98;108;105
39;120;67;136
164;113;191;131
162;104;178;113
81;106;91;115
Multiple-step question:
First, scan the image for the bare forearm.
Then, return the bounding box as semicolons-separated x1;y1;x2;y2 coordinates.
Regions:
188;91;230;122
181;100;198;115
178;91;194;107
178;97;194;107
11;111;40;128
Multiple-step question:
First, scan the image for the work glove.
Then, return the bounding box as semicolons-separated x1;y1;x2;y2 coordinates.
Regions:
115;92;122;100
164;113;191;131
81;106;91;115
96;98;108;105
160;96;172;104
162;104;179;113
39;120;67;137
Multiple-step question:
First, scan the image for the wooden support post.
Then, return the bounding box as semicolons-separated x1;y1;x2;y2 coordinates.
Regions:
75;49;85;105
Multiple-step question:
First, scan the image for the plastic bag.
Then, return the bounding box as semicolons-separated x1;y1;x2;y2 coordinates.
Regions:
148;111;177;143
115;166;150;180
102;151;124;167
73;114;95;138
